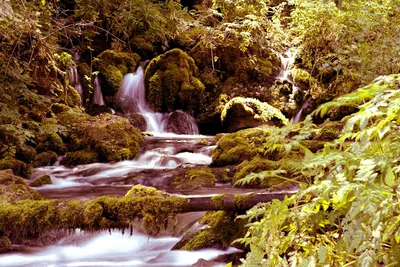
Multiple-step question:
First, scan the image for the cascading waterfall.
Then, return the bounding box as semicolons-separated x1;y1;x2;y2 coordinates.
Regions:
68;66;83;98
119;66;199;135
278;48;307;123
93;76;105;106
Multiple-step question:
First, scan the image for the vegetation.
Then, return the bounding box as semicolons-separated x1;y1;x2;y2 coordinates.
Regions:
1;0;400;265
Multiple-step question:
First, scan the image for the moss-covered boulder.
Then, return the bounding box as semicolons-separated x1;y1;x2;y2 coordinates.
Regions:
15;145;37;164
33;151;58;167
173;211;245;250
0;157;31;179
0;169;42;203
0;235;11;253
60;112;143;162
61;150;99;166
30;175;52;187
36;132;66;155
233;158;278;185
145;48;205;116
211;127;269;167
93;50;141;98
221;97;288;132
172;168;216;189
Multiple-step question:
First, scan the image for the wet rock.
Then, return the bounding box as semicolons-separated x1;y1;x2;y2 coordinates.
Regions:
165;110;199;135
221;97;288;133
0;169;42;203
30;175;52;187
127;113;147;132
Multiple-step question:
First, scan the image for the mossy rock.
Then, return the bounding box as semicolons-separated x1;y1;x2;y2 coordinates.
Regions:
233;157;279;186
125;185;167;198
15;145;37;163
221;97;288;132
33;151;58;168
130;35;156;57
93;50;141;98
172;168;217;189
0;236;11;253
212;127;269;167
0;157;31;179
0;170;42;203
64;113;143;162
145;48;205;116
30;175;52;187
58;85;81;107
36;132;66;155
61;150;99;166
51;103;72;114
173;211;245;250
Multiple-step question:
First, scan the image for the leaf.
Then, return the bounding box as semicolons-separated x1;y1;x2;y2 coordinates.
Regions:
384;166;395;186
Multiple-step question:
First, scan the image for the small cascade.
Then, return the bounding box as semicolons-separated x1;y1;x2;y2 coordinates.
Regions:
294;100;310;124
93;76;105;106
119;66;199;135
68;66;83;98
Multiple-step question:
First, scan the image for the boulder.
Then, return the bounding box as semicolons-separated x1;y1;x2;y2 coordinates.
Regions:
221;97;288;132
145;48;205;116
0;157;31;179
164;110;199;135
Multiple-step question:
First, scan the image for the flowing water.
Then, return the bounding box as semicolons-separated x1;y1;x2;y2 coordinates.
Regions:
93;76;105;106
68;66;83;100
119;67;199;135
0;65;253;266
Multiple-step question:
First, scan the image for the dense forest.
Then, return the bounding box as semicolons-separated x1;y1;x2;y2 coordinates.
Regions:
1;0;400;266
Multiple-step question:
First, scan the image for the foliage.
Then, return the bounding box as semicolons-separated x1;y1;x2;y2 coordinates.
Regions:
291;0;400;99
238;74;400;266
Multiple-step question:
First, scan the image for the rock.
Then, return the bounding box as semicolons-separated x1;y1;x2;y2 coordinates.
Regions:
173;211;245;250
33;151;58;167
0;169;42;203
36;132;66;155
59;112;143;162
221;97;288;133
0;157;31;179
0;236;11;253
145;48;205;116
172;168;217;190
15;145;37;163
93;50;141;98
126;113;147;132
30;175;52;187
61;150;99;166
164;110;199;135
211;127;269;167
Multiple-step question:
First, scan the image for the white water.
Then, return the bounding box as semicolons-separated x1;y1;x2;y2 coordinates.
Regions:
0;231;235;267
119;66;199;135
93;76;105;106
68;66;83;99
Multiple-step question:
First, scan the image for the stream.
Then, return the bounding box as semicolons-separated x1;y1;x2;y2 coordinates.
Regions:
0;133;251;267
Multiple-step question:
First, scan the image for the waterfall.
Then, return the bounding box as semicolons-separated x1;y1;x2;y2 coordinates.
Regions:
93;76;105;106
68;66;83;97
293;100;310;124
119;66;199;135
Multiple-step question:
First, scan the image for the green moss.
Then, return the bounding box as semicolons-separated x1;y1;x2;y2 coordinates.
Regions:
221;97;288;132
16;145;37;163
125;185;166;198
172;168;217;189
36;132;66;155
0;157;31;179
33;151;58;168
94;50;141;97
145;48;205;116
0;236;11;253
0;170;42;204
211;194;226;210
30;175;52;187
211;127;270;166
300;140;326;153
233;158;278;186
60;113;143;162
130;35;155;55
315;121;345;140
61;150;99;166
176;211;243;250
233;194;255;210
